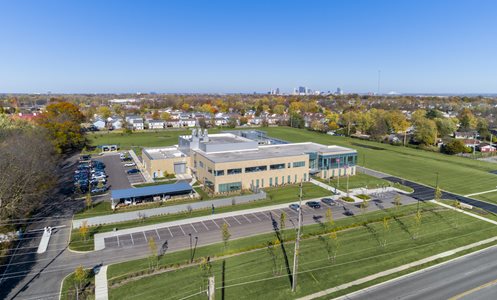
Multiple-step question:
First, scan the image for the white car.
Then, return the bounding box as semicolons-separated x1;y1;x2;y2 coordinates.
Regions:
124;162;136;167
92;173;107;179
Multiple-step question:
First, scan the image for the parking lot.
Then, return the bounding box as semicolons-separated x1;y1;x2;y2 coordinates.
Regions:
93;152;145;190
103;191;417;249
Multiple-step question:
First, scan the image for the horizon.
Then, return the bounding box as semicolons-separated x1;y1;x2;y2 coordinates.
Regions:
1;0;497;94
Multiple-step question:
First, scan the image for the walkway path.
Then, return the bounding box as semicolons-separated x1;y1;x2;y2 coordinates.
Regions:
95;265;108;300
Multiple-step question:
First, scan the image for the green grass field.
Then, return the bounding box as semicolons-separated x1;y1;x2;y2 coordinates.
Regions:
262;127;497;196
108;202;497;300
69;183;331;251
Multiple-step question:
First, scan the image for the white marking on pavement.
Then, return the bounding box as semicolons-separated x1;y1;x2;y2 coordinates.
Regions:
242;214;252;223
211;219;220;229
130;234;134;245
201;221;209;230
251;213;261;221
155;229;160;240
178;225;186;235
117;235;120;247
143;232;147;242
232;216;242;225
222;218;231;227
190;223;198;233
168;227;173;237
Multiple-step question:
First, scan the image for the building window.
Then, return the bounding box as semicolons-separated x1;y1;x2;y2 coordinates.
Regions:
275;177;278;185
199;161;204;168
262;179;264;187
269;177;273;186
288;163;291;168
287;175;290;183
304;173;307;181
293;161;306;168
194;160;197;168
227;168;242;175
281;176;284;184
208;168;213;174
245;165;268;173
294;174;297;183
214;170;224;176
218;182;242;193
270;163;285;170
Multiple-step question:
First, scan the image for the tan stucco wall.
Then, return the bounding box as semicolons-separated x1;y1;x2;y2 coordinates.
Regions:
194;152;310;193
143;154;189;178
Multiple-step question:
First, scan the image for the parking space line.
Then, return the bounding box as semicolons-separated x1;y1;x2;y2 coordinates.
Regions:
201;221;209;230
251;213;261;221
143;232;147;242
155;229;161;240
242;214;252;223
179;225;186;235
130;234;134;245
117;235;120;247
211;219;220;229
222;218;231;227
168;227;173;237
232;216;242;225
190;223;198;233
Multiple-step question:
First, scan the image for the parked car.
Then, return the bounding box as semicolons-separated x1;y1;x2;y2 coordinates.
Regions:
124;162;136;167
289;203;300;211
80;155;91;162
91;187;108;194
343;209;354;216
127;168;140;174
306;201;321;209
92;173;107;179
321;198;338;206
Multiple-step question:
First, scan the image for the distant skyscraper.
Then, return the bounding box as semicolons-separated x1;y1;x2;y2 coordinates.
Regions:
336;87;343;95
298;86;306;95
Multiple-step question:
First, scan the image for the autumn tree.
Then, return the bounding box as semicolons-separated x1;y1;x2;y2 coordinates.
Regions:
74;265;87;296
160;111;171;121
325;208;334;231
435;118;457;138
36;101;86;153
221;222;231;251
85;193;92;210
458;108;477;130
79;220;89;242
273;104;286;115
97;106;112;119
414;118;437;146
148;237;159;269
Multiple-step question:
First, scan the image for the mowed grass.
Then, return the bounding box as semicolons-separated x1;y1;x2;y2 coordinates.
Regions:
474;192;497;204
69;183;331;251
108;203;497;300
263;127;497;196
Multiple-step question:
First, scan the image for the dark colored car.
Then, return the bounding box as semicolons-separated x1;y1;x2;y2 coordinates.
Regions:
80;155;91;161
127;168;140;174
306;201;321;209
321;198;338;206
343;209;354;216
289;203;300;211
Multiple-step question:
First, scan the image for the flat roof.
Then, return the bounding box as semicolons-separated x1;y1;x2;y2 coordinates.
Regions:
180;133;253;145
198;142;356;163
111;182;192;200
143;147;187;160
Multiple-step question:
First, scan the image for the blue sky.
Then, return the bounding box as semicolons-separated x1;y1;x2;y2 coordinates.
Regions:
1;0;496;94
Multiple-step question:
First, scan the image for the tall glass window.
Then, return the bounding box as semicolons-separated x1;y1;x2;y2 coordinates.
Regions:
218;182;242;193
270;163;285;170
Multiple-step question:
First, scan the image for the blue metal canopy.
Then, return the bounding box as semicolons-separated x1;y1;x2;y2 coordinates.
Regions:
111;182;192;200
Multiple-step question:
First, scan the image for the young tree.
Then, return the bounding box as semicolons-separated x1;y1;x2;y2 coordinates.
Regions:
74;264;87;295
199;256;212;290
325;207;334;231
221;222;231;251
148;237;158;269
266;241;280;275
330;230;340;262
393;194;402;209
413;210;422;240
360;199;369;215
434;186;442;201
85;193;92;210
382;217;390;247
79;220;89;242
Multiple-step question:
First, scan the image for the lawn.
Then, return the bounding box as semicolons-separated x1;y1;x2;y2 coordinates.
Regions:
263;127;497;196
474;192;497;205
60;269;95;300
107;202;497;300
69;183;331;251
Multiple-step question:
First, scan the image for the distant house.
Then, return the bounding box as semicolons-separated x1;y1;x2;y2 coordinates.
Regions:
478;143;496;152
131;119;144;130
214;117;228;126
92;119;106;130
12;112;41;123
148;120;165;129
454;131;478;139
462;139;480;149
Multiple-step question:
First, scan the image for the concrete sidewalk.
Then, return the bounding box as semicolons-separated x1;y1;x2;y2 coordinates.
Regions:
93;197;326;250
95;265;108;300
298;236;497;300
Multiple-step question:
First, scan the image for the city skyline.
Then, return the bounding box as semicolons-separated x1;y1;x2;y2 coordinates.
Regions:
1;0;497;94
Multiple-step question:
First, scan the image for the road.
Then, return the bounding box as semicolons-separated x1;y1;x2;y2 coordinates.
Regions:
340;244;497;300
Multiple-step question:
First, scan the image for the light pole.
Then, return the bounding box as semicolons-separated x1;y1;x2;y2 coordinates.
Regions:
292;182;303;292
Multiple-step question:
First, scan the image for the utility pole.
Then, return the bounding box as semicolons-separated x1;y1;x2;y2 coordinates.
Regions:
292;182;303;292
337;158;340;190
207;276;215;300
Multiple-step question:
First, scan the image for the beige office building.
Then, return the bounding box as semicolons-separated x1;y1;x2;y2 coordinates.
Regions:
142;130;357;194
